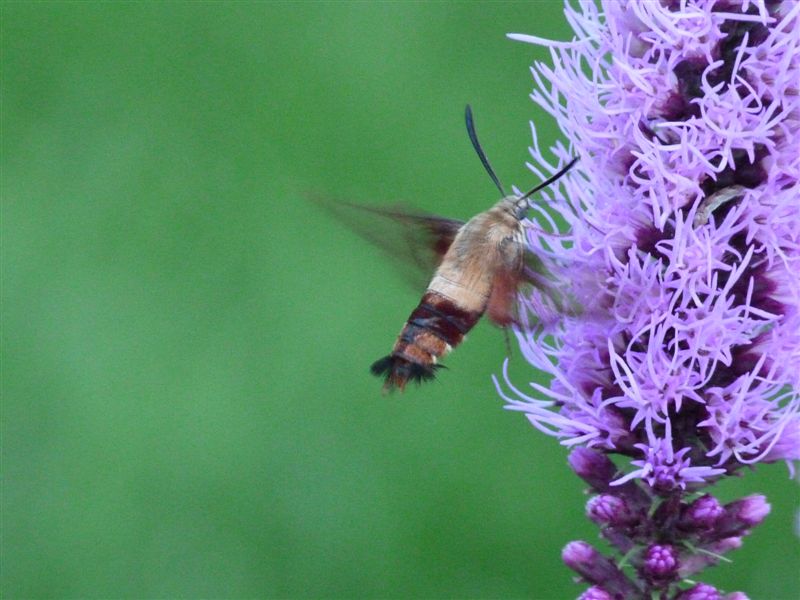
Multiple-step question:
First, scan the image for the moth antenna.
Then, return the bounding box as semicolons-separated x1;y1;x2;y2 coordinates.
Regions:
465;105;506;196
520;156;579;201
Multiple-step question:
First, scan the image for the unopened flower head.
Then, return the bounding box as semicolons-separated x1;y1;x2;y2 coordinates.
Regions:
578;586;614;600
681;494;725;530
586;494;639;527
642;543;679;583
674;583;723;600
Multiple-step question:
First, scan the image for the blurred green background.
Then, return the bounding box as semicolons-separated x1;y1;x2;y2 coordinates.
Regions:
2;2;798;598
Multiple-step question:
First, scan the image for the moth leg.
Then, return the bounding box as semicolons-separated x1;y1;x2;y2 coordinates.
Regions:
503;326;513;357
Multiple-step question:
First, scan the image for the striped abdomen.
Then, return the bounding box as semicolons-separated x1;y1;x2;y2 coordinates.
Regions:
370;291;481;391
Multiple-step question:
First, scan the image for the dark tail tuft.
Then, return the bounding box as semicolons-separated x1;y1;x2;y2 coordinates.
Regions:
370;355;444;392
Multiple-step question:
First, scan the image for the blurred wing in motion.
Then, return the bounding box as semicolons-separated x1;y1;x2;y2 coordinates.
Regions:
487;247;581;331
486;264;523;328
519;249;583;328
315;198;466;290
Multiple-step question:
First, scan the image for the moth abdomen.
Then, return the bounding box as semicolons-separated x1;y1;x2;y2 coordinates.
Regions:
372;291;481;391
370;354;442;391
413;292;481;343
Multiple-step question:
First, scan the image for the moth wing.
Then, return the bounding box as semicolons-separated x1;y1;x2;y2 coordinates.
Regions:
486;245;579;330
486;265;523;328
315;198;465;290
520;249;583;327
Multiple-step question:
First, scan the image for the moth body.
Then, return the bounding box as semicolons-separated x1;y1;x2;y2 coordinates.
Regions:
320;105;577;392
371;197;528;391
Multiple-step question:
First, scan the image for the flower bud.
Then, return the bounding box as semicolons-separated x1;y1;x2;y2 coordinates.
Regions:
642;544;679;583
579;585;614;600
569;448;617;492
715;495;771;537
680;495;724;530
562;541;639;598
709;536;742;554
727;495;771;527
587;494;638;527
563;541;601;575
674;583;722;600
677;537;742;578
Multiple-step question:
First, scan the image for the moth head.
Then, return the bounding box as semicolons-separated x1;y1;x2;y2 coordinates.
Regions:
495;195;531;221
513;197;530;219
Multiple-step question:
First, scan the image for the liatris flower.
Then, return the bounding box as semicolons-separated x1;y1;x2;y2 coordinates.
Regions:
497;0;800;597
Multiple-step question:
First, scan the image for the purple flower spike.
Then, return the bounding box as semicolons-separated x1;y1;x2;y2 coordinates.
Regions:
499;1;800;473
642;544;679;583
499;0;799;596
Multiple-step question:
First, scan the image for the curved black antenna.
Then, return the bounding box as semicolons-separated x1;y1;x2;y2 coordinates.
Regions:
520;156;579;200
465;105;505;196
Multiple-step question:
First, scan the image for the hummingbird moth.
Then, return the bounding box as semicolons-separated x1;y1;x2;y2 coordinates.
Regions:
322;106;577;391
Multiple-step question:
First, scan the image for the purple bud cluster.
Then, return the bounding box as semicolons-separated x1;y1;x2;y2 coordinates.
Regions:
564;449;769;597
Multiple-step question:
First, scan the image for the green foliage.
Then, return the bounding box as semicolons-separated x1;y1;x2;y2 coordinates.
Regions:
3;3;797;598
